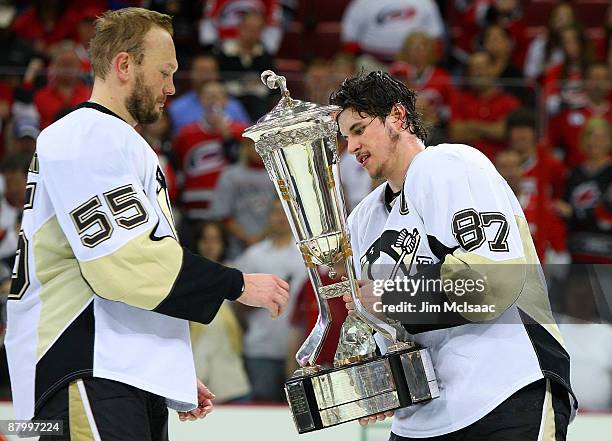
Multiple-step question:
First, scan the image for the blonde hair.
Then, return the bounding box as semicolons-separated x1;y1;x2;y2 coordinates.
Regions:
580;117;611;151
397;32;434;64
89;7;173;80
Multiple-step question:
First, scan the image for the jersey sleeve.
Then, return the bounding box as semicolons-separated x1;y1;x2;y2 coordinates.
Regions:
390;147;529;331
38;133;243;324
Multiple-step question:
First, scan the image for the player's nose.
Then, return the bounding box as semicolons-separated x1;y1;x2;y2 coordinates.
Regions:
347;136;360;154
164;78;175;96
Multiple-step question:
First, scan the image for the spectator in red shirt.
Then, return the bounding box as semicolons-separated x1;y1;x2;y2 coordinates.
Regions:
507;108;567;201
548;63;612;168
543;24;595;115
74;10;99;79
451;0;528;67
524;0;578;81
10;0;101;52
482;23;527;103
34;40;91;128
173;81;247;222
390;32;454;126
450;51;520;160
495;149;567;263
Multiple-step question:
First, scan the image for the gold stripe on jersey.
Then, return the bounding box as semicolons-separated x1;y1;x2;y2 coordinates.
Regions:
514;216;565;346
69;381;96;441
441;250;527;323
80;228;182;310
35;216;94;359
539;380;556;441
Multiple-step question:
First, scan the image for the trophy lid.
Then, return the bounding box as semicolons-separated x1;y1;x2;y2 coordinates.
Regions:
243;70;339;141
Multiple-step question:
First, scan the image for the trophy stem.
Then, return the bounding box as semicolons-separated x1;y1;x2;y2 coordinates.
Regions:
343;260;404;343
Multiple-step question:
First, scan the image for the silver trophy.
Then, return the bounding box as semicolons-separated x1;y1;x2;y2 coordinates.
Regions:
243;71;439;433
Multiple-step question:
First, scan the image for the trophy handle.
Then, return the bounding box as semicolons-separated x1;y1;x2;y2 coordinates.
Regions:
296;266;332;367
261;70;290;99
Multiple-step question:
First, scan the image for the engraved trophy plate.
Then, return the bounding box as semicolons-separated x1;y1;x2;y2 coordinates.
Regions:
244;71;440;433
312;359;396;408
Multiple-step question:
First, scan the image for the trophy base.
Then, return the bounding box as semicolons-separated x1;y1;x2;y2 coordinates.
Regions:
285;346;439;433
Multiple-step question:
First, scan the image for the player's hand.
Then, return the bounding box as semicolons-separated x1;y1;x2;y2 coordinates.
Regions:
238;273;290;318
178;379;215;422
358;410;394;426
341;279;387;321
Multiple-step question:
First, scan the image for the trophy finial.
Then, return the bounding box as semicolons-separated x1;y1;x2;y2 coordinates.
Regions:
261;70;291;99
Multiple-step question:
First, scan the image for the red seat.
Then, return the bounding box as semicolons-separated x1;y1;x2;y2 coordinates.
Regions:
523;0;556;27
574;2;609;26
297;0;351;22
310;22;342;59
277;23;304;60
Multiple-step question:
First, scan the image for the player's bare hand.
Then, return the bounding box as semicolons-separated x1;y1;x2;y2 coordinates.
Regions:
358;410;394;426
238;273;290;318
341;279;387;321
178;379;215;422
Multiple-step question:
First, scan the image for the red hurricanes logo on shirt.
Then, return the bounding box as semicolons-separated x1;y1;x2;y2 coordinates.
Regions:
217;0;267;26
571;182;600;209
376;7;416;24
185;141;226;177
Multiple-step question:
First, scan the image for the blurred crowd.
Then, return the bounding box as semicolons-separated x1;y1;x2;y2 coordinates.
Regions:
0;0;610;411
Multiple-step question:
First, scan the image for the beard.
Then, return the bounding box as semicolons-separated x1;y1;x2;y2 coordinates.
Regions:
369;122;400;180
125;71;162;124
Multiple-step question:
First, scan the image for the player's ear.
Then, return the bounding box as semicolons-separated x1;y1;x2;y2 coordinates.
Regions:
389;104;406;129
113;52;131;82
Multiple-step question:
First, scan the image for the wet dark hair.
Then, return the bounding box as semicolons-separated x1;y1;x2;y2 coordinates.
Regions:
329;71;428;143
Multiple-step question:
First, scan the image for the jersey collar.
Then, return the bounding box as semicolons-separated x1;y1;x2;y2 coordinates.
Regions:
76;101;126;123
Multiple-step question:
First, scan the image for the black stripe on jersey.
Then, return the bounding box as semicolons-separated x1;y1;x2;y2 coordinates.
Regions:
34;302;95;416
382;262;471;334
75;102;126;122
153;247;244;323
384;184;401;212
518;309;578;410
427;234;459;261
551;380;572;441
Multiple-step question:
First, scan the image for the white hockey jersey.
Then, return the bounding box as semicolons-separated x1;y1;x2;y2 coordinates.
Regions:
6;102;244;421
348;144;574;437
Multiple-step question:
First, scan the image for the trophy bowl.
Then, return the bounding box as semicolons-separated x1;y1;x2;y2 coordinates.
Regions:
243;71;439;433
